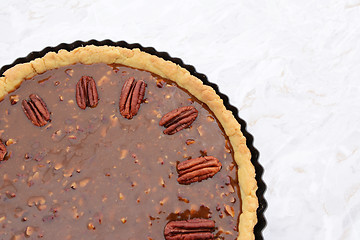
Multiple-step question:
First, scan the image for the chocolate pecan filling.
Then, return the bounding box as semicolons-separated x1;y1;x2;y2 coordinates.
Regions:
0;63;240;240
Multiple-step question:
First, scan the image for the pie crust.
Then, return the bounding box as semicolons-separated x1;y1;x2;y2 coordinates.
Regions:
0;45;258;240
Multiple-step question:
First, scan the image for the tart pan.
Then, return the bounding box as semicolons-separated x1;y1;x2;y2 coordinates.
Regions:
0;39;267;239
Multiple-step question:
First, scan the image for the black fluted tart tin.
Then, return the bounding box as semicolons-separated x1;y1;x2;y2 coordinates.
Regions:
0;39;267;239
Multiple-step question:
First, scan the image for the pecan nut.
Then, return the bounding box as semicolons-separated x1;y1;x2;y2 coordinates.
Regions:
177;156;222;185
76;76;99;109
0;141;7;161
22;94;50;127
164;218;215;240
159;106;198;135
119;77;146;119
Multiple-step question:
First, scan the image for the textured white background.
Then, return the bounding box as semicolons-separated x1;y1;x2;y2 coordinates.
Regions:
1;0;360;239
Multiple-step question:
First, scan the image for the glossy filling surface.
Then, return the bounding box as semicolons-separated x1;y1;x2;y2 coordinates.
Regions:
0;63;240;239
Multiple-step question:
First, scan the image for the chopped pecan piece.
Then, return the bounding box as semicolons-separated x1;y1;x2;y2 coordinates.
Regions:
76;76;99;109
21;94;50;127
164;218;215;240
119;77;146;119
9;95;19;105
177;156;222;185
159;106;198;135
0;141;7;161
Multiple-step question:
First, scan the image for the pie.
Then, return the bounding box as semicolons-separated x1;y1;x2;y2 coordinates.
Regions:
0;45;258;239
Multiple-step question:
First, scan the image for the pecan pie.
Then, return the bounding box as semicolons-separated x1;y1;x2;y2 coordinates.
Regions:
0;45;258;240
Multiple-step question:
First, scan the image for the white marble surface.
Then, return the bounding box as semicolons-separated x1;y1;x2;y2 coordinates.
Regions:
1;0;360;239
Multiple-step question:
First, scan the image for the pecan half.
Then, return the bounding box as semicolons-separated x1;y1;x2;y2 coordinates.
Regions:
177;156;222;185
159;106;198;135
0;141;7;161
22;94;50;127
164;218;215;240
119;77;146;119
76;76;99;109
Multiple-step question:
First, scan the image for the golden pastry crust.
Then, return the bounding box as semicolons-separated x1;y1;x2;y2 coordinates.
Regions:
0;45;258;240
